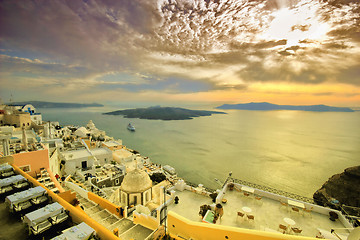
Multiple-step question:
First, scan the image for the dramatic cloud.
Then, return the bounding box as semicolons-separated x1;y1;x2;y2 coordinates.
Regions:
0;0;359;105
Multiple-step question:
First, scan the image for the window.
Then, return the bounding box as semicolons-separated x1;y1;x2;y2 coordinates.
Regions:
19;165;31;172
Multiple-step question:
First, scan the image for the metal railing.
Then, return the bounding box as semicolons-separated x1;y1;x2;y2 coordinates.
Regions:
182;177;314;204
229;177;315;204
184;180;216;194
340;205;360;227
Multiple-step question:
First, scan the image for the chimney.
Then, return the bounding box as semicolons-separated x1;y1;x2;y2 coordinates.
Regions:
22;127;28;151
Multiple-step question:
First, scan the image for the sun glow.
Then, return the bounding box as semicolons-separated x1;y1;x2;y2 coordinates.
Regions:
259;3;330;47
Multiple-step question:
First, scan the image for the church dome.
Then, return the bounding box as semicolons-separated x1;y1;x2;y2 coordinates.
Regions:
121;169;152;193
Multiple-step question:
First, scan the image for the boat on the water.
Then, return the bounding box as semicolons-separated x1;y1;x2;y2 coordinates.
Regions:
127;123;135;131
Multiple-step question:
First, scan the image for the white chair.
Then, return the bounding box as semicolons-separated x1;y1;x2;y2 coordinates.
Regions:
291;227;303;235
247;214;255;223
304;207;313;218
279;201;288;211
278;224;288;234
254;196;263;206
237;211;245;223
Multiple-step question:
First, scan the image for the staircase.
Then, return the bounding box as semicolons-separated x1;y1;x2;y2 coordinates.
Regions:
71;174;107;199
65;175;155;239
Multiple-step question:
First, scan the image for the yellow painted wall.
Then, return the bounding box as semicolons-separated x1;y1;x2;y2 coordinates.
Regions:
133;212;159;230
88;192;123;219
58;190;77;204
46;167;65;193
0;155;14;164
4;113;32;128
167;211;316;240
12;164;121;240
83;139;91;149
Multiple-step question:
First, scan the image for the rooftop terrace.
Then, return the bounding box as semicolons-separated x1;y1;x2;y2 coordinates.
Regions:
167;183;351;239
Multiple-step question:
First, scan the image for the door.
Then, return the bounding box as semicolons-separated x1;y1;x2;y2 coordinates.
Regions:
81;161;87;169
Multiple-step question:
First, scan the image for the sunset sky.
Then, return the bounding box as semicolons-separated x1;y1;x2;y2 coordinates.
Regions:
0;0;359;107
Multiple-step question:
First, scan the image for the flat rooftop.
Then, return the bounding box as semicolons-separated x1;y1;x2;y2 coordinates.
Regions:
168;188;350;238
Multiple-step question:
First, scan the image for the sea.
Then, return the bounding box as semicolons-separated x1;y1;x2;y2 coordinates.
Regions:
39;105;360;198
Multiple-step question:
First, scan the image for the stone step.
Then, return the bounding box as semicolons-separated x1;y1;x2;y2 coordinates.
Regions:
101;215;121;230
119;224;153;240
109;218;135;233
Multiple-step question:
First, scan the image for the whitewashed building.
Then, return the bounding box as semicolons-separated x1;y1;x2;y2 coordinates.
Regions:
60;147;113;175
12;104;42;125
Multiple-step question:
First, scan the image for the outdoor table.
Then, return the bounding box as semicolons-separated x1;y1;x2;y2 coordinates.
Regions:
284;217;296;226
51;222;95;240
283;217;296;234
241;186;255;193
242;207;252;214
288;199;305;209
5;186;46;209
0;175;26;187
23;202;64;227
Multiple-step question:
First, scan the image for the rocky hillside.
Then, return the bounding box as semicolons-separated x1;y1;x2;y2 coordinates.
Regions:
104;106;226;120
314;166;360;215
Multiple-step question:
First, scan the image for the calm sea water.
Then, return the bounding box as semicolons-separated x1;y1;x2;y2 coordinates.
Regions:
39;107;360;198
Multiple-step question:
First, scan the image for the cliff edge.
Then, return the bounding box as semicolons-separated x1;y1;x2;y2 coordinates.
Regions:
313;166;360;213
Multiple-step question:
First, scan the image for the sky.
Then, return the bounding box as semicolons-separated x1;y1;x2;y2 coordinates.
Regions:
0;0;359;107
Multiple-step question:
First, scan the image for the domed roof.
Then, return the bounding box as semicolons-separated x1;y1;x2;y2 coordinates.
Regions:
121;169;152;193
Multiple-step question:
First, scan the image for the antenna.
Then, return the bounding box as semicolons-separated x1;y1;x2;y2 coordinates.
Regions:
9;94;13;105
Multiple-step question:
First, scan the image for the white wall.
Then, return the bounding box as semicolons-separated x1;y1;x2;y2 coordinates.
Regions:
94;151;113;165
143;189;152;205
65;181;89;199
49;148;61;176
64;158;94;175
30;115;42;125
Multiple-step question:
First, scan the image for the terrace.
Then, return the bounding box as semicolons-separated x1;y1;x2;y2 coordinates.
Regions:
167;182;352;239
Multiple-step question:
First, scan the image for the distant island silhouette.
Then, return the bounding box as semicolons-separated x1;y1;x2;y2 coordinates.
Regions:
217;102;354;112
9;101;104;108
104;106;226;120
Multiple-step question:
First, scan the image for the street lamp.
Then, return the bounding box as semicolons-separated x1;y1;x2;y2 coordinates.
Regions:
214;178;223;187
